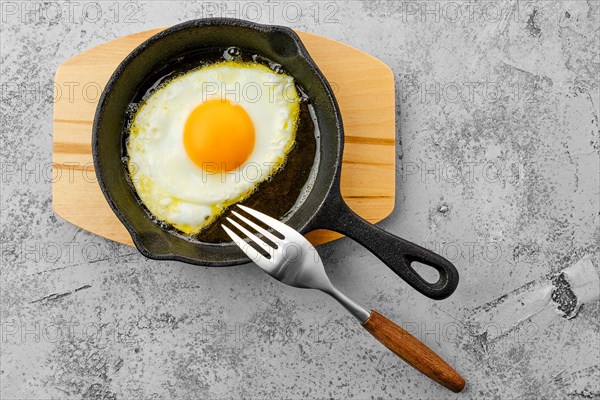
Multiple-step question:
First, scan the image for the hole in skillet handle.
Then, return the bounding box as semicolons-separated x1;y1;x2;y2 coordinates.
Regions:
311;197;460;300
412;262;441;285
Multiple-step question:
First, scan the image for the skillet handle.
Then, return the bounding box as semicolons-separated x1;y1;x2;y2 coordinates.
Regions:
316;198;459;300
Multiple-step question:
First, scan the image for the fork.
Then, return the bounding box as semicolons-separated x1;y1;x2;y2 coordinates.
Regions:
222;205;465;393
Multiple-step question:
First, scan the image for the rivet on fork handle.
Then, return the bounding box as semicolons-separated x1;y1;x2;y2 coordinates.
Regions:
362;310;465;393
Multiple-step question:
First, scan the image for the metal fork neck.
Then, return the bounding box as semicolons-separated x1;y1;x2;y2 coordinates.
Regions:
324;286;371;323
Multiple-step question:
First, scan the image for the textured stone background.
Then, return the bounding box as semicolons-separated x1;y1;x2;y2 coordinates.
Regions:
1;1;599;399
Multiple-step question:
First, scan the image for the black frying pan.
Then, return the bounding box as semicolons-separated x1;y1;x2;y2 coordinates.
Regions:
93;18;459;300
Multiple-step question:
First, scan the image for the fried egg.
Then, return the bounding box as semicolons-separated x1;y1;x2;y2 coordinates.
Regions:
127;61;300;234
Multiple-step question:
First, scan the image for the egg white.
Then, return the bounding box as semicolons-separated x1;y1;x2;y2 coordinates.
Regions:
127;61;300;234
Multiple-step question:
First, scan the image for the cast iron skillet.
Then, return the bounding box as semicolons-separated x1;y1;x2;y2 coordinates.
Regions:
93;18;459;300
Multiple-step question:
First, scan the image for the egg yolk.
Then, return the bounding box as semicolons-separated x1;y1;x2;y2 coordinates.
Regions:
183;100;255;172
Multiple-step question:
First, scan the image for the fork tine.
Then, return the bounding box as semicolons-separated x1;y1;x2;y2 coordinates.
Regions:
226;217;273;256
231;210;281;245
237;204;289;235
222;224;265;263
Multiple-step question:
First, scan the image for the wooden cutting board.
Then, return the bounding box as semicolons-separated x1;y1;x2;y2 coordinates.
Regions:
52;28;396;247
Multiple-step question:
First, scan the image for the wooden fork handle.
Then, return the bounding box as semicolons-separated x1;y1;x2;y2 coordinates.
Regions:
362;310;465;392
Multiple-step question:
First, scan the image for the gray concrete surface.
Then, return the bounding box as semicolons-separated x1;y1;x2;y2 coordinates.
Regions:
1;1;599;399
